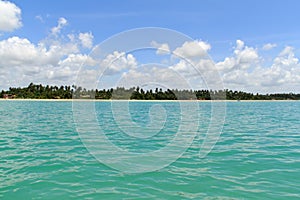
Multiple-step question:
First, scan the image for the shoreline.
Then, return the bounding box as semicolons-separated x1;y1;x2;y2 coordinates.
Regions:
0;98;299;102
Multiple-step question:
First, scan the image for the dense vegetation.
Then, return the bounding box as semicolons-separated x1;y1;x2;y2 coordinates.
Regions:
1;83;300;100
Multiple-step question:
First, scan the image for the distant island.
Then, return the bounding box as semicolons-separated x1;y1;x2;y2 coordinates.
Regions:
1;83;300;100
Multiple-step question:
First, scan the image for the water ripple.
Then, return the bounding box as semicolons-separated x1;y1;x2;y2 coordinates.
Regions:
0;101;300;199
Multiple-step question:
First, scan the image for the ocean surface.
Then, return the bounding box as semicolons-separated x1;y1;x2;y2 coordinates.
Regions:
0;101;300;199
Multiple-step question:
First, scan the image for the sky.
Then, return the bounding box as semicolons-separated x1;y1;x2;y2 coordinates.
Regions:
0;0;300;93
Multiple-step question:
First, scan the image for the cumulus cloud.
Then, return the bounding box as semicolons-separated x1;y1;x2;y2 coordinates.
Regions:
268;46;299;85
0;37;38;66
173;40;211;60
0;0;22;32
1;15;300;94
0;14;140;89
217;41;300;93
216;40;259;71
79;32;93;49
234;40;259;64
74;69;99;89
46;67;74;80
169;60;191;73
0;20;98;89
0;16;98;89
262;43;277;51
236;39;244;50
169;58;213;76
59;54;96;68
150;41;170;55
0;37;91;86
100;51;137;75
119;67;192;90
0;35;83;68
278;46;294;57
51;17;67;35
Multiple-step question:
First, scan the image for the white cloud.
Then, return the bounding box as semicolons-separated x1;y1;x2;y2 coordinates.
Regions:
150;41;170;55
215;57;235;71
0;16;99;88
79;32;93;49
0;34;95;88
234;40;259;64
219;42;300;93
235;39;244;50
35;15;44;23
48;54;98;88
238;47;259;65
100;51;137;75
169;60;191;73
67;34;76;42
156;40;223;90
0;37;38;66
47;67;75;80
169;58;215;77
74;69;98;89
59;54;97;68
268;47;299;85
0;36;82;68
51;17;67;35
278;46;294;57
119;67;192;90
0;0;22;32
217;40;259;71
223;69;250;86
173;40;211;60
262;43;277;51
1;15;300;94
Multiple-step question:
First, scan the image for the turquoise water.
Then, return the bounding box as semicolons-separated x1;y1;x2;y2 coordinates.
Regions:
1;101;300;199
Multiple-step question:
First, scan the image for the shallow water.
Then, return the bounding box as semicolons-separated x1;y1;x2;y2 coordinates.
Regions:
0;101;300;199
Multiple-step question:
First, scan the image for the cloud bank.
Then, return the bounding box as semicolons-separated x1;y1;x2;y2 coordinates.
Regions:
0;0;22;32
0;1;299;93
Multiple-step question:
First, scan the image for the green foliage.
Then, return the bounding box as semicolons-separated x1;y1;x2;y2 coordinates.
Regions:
1;82;300;100
1;83;73;99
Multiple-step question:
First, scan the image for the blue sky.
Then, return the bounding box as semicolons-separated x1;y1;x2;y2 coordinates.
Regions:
10;1;300;50
1;0;300;93
11;1;300;45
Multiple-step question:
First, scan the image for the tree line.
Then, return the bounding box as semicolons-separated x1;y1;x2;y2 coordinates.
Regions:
1;82;300;100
